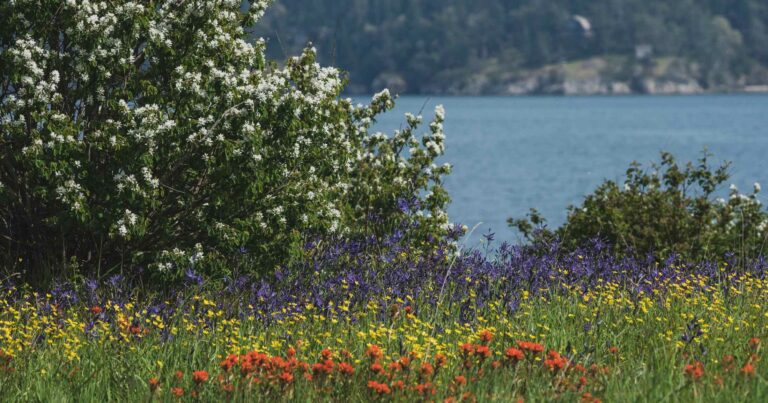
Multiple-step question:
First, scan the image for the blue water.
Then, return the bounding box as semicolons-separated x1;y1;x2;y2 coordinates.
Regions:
367;95;768;245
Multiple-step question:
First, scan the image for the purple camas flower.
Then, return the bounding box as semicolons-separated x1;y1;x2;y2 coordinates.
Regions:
184;269;203;286
4;227;768;340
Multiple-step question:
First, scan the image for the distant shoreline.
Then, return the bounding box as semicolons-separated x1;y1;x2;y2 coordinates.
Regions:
342;56;768;97
346;89;768;97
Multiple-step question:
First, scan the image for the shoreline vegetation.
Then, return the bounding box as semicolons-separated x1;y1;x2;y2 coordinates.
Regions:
257;1;768;96
427;61;768;97
345;56;768;96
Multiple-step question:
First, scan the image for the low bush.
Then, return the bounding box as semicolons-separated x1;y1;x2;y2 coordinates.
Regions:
510;152;768;262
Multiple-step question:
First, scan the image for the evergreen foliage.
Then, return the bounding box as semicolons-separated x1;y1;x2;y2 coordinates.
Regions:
256;0;768;93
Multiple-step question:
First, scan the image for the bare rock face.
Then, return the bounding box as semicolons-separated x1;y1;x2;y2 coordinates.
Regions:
637;78;703;94
493;57;713;96
385;56;766;96
505;77;540;95
563;79;608;95
610;82;632;94
371;73;408;95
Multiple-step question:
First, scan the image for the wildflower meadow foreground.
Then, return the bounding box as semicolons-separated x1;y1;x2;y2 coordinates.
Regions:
1;238;767;402
3;1;768;402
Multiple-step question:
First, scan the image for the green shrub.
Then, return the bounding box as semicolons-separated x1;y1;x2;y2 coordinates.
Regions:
510;152;768;262
0;1;450;283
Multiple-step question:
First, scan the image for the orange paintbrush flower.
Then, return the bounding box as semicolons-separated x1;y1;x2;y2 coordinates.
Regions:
505;347;525;362
365;345;383;361
516;341;545;354
741;362;756;377
192;370;209;385
148;377;160;393
479;330;493;344
338;362;355;375
684;361;704;381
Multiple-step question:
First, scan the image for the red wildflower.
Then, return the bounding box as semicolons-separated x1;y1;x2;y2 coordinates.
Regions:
749;337;761;349
435;353;447;369
543;350;567;372
321;348;333;360
312;363;325;375
391;380;405;391
460;343;475;356
479;330;494;344
129;325;141;335
722;355;735;372
581;392;601;403
684;361;705;381
279;371;294;384
366;345;383;361
367;380;391;395
608;346;619;354
192;370;209;385
420;362;434;378
742;362;756;377
286;347;296;358
220;383;234;393
89;306;102;315
516;340;545;354
414;382;435;396
398;356;411;369
404;306;413;314
148;377;160;393
491;360;501;369
240;361;255;375
370;362;384;374
338;362;355;375
174;370;184;380
504;347;525;362
220;354;238;372
454;375;467;385
171;387;184;397
312;359;334;376
474;345;491;360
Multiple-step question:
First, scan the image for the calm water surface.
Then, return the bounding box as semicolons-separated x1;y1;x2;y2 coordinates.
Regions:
366;95;768;245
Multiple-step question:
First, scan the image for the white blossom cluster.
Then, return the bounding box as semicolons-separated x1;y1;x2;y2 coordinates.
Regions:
0;0;451;277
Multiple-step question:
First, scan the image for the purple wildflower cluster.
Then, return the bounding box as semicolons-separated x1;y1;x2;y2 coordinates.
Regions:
3;229;766;338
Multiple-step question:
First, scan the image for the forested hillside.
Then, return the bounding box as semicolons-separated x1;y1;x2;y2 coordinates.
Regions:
254;0;768;94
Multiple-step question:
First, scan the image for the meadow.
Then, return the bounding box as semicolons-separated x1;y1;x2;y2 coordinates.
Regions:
1;235;767;402
3;2;768;402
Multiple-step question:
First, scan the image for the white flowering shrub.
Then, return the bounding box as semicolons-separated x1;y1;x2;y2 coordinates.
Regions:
0;0;450;282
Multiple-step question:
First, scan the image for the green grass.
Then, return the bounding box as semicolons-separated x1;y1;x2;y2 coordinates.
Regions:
1;275;767;402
